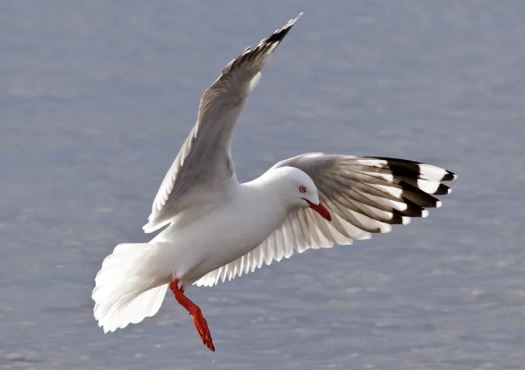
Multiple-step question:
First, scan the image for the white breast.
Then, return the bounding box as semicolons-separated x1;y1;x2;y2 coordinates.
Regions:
151;182;288;285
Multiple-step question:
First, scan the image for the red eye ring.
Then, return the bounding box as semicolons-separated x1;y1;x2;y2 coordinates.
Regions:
299;185;307;193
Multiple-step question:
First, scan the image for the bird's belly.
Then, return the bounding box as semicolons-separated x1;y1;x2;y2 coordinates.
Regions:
157;202;286;284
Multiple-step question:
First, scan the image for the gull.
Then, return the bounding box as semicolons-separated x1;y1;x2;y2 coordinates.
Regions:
92;13;456;352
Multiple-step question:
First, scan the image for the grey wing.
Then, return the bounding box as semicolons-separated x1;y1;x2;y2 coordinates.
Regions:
144;14;302;233
195;153;456;287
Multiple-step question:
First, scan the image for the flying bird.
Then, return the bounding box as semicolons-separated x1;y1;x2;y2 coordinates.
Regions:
92;13;456;352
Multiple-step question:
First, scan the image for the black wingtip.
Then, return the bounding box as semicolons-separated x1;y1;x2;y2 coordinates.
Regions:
266;13;302;44
442;171;457;181
266;26;291;44
434;183;450;195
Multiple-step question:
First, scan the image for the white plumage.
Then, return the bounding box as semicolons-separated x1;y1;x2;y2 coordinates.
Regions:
92;13;456;350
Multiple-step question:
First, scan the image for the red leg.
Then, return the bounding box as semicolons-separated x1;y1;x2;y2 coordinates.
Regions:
169;280;215;352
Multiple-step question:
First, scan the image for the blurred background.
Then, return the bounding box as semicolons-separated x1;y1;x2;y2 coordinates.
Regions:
1;1;524;369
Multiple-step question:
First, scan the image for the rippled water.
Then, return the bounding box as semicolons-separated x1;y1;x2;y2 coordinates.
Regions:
1;1;524;369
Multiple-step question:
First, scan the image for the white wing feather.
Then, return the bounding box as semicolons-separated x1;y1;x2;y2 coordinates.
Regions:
195;154;456;287
144;14;303;233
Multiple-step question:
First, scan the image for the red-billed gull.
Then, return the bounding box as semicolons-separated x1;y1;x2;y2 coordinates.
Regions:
92;13;456;352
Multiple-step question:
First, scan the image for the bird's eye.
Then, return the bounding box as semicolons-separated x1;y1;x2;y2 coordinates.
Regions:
299;185;307;193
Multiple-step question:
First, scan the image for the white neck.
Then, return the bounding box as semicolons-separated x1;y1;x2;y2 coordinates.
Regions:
242;167;299;210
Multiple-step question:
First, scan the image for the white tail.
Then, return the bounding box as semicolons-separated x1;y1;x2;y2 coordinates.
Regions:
92;243;169;333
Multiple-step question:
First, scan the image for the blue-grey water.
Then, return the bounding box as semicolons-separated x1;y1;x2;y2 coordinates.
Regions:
1;1;524;369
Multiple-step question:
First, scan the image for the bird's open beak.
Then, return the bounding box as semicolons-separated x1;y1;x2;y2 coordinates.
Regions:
305;200;331;221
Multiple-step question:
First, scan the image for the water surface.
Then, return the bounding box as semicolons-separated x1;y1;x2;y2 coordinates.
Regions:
1;2;524;369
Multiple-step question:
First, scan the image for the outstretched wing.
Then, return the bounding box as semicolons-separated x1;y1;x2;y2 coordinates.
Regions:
195;154;456;287
144;14;303;233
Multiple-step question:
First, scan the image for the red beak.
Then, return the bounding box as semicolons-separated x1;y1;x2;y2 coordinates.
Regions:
305;200;331;221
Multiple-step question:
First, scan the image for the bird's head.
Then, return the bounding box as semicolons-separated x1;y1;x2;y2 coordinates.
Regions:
269;166;331;221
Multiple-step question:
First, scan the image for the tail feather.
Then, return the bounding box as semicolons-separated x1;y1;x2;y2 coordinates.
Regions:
92;243;168;333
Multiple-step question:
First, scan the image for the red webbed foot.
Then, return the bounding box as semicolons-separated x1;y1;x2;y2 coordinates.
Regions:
170;280;215;352
191;307;215;351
